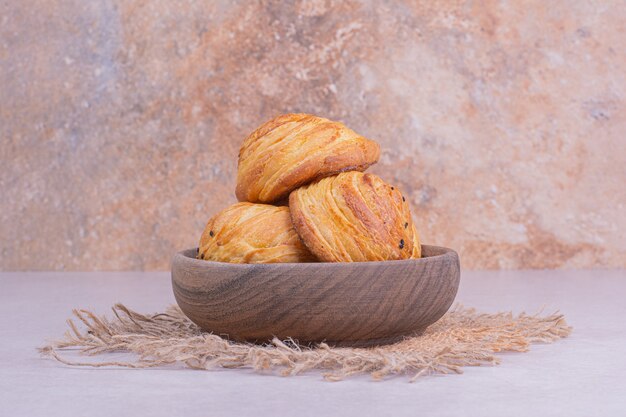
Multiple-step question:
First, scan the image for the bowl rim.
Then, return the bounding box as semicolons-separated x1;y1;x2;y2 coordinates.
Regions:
173;244;458;269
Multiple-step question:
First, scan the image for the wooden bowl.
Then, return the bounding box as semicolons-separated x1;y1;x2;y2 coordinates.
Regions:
171;245;460;347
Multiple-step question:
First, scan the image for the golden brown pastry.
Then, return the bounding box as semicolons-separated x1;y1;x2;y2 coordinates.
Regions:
289;171;421;262
198;202;316;263
236;114;380;204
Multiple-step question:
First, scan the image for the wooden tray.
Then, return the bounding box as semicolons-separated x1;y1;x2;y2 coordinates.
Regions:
171;245;460;347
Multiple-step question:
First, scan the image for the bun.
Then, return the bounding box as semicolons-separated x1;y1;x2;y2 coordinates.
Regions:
289;171;421;262
236;114;380;203
198;202;316;263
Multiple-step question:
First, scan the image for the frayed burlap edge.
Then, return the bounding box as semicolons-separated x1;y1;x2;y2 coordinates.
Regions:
40;304;571;381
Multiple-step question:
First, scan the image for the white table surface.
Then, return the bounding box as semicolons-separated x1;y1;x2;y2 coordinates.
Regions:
1;270;625;417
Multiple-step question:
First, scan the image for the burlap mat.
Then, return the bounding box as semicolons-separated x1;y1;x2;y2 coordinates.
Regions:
40;304;571;381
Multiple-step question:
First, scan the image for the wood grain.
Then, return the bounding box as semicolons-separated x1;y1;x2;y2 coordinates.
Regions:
171;245;460;347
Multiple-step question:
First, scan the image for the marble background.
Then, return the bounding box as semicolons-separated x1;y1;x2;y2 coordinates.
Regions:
1;0;625;271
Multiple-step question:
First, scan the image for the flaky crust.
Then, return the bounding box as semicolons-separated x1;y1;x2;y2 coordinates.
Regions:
236;114;380;204
289;172;421;262
198;202;316;263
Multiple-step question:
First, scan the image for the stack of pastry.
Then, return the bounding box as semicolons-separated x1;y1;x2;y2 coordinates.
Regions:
197;114;422;263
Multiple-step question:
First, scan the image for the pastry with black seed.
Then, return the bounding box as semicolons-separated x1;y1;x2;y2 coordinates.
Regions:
289;171;421;262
